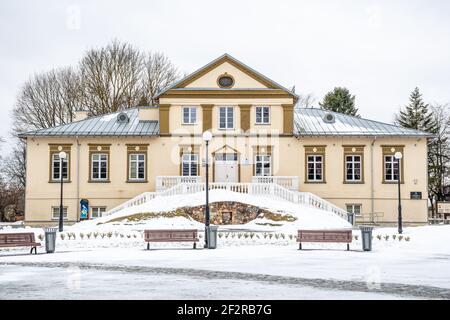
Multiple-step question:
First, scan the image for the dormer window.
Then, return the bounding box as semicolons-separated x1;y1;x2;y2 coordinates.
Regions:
217;74;234;88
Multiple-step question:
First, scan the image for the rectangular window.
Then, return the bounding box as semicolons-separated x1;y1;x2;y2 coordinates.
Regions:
182;154;198;176
52;153;69;181
345;155;362;182
91;207;106;219
255;155;271;176
255;106;270;124
346;204;362;216
182;107;197;124
219;106;234;129
91;153;108;180
307;155;323;182
52;206;68;220
384;155;400;182
129;153;146;180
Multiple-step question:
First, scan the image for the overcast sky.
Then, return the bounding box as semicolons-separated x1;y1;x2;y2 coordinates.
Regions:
1;0;450;153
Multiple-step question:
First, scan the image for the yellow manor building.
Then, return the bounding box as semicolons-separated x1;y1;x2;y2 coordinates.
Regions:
19;54;432;226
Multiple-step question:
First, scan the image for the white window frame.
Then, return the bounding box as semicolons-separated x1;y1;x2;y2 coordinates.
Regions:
91;153;108;181
346;203;362;216
182;106;197;125
129;153;146;181
51;153;69;181
254;155;272;176
182;154;198;176
255;106;270;125
384;155;400;182
307;155;323;182
219;106;234;129
52;206;68;220
91;207;106;219
345;154;362;182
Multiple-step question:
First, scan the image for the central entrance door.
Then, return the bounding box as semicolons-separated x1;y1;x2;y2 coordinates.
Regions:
214;153;238;183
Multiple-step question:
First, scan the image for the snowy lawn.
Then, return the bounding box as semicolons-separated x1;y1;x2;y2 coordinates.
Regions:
1;225;450;299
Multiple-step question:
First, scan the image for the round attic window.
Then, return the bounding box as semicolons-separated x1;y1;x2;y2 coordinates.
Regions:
217;74;234;88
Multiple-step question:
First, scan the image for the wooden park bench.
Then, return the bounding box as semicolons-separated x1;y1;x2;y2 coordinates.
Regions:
0;232;41;254
297;229;352;251
144;229;199;250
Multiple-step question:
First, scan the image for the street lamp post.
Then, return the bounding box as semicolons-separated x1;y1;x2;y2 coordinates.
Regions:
58;151;67;232
202;131;212;248
394;151;403;234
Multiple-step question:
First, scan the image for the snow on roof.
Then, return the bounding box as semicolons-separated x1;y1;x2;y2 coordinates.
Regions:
294;108;433;137
18;107;159;137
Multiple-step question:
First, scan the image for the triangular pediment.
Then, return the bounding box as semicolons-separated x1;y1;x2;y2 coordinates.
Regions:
156;54;297;99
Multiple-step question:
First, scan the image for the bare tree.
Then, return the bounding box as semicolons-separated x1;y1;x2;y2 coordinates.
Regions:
2;139;26;190
296;93;316;109
79;40;143;115
140;52;181;105
12;67;82;132
428;103;450;217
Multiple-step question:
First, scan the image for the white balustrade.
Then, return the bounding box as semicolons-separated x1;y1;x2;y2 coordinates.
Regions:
106;178;348;222
156;176;202;192
251;176;299;191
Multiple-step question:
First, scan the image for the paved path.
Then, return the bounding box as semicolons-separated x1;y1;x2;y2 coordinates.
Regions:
2;262;448;299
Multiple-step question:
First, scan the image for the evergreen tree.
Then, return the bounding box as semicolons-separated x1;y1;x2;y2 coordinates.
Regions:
319;87;359;116
395;87;435;132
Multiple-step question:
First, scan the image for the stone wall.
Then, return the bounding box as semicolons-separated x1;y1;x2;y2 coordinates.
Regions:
180;201;274;225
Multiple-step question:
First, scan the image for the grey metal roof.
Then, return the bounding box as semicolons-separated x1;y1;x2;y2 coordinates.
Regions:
294;108;433;137
18;108;159;137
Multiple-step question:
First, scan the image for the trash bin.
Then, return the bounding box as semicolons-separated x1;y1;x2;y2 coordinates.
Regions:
347;213;355;226
206;225;218;249
359;226;373;251
43;227;58;253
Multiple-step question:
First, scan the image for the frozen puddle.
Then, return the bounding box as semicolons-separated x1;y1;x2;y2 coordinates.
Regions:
0;263;436;300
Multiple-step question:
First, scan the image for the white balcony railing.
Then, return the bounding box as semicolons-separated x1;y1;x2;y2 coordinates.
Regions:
251;176;299;191
156;176;202;192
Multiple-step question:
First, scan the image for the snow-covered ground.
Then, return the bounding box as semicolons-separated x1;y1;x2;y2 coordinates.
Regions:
1;225;450;299
0;191;448;299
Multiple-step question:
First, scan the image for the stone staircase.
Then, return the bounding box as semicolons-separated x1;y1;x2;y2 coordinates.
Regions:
105;182;349;222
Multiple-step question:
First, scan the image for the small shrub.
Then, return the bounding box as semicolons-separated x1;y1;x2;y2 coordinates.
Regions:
243;233;249;239
86;232;92;239
255;234;260;239
107;232;113;238
218;233;223;238
224;232;230;239
133;234;137;238
80;233;84;240
249;232;255;239
231;233;236;238
71;233;76;240
268;233;273;239
114;231;119;238
392;234;397;240
376;235;382;240
384;235;389;241
288;234;293;240
263;233;268;239
274;234;279;240
120;233;124;238
280;233;286;239
405;236;410;241
38;234;44;241
354;235;359;241
237;233;243;239
93;232;99;239
60;233;65;240
126;234;131;238
398;235;403;241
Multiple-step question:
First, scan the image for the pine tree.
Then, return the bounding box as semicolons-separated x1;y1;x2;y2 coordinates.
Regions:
319;87;359;116
396;87;435;132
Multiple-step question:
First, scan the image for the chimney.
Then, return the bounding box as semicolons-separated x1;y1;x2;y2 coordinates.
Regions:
73;110;89;122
